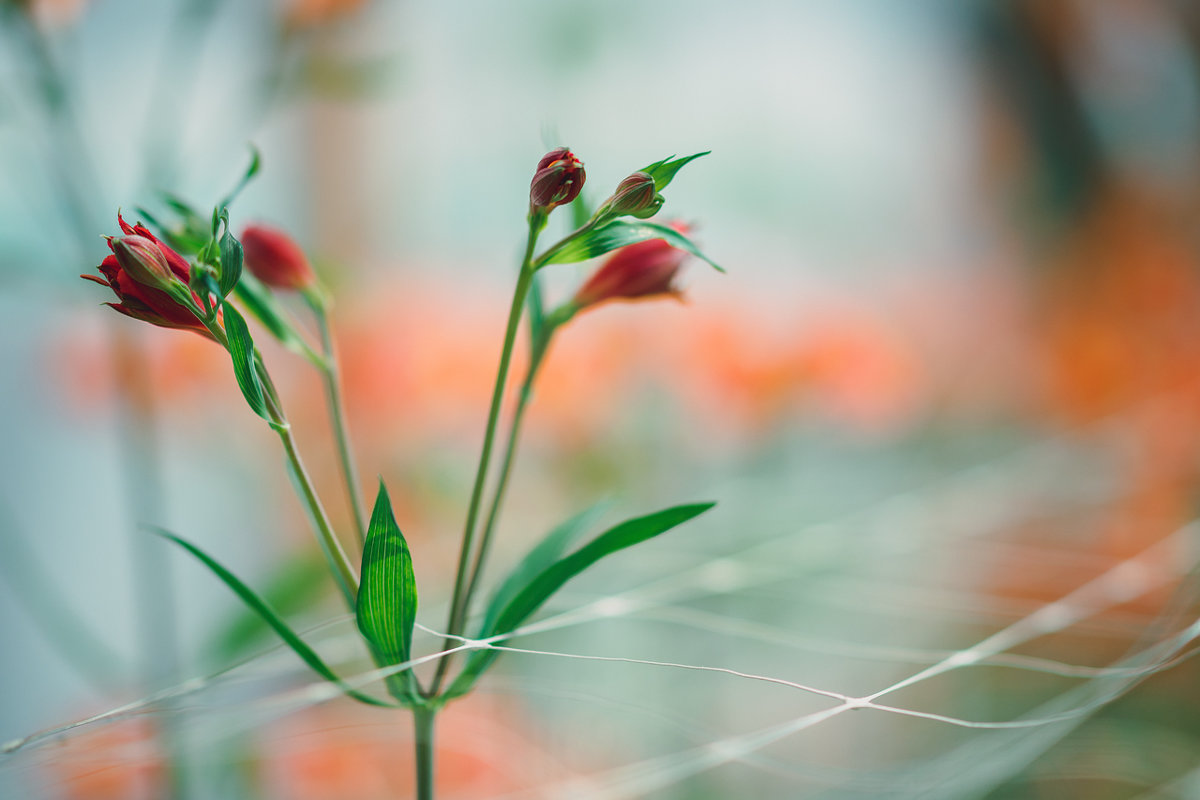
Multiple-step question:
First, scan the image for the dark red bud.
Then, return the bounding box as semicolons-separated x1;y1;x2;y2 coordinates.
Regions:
530;148;586;211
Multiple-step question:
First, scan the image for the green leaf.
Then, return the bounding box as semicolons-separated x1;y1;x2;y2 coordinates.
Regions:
526;273;547;350
218;146;262;210
478;501;611;639
218;213;243;297
539;220;724;273
222;303;271;423
157;529;396;707
235;277;326;368
569;191;594;230
205;551;329;663
356;482;420;702
447;501;715;698
640;151;710;192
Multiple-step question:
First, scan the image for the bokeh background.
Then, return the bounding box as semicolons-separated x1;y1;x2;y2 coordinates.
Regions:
3;0;1200;797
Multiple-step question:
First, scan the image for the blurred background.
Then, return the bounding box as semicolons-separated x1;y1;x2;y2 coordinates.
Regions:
3;0;1200;797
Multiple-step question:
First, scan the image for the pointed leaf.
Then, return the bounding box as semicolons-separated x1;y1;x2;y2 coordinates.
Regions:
222;302;271;423
478;501;611;638
157;529;395;707
218;214;243;297
447;501;715;698
356;482;419;701
218;146;262;210
539;220;724;273
639;151;710;192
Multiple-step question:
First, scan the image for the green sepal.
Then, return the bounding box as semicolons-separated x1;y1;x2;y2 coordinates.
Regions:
156;529;397;707
445;501;715;699
222;302;271;423
356;482;420;703
235;276;326;369
640;151;710;192
187;263;221;317
538;220;724;273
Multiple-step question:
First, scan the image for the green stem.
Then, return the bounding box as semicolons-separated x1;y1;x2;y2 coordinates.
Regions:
413;706;436;800
309;295;368;548
429;219;542;695
460;328;552;607
258;361;359;609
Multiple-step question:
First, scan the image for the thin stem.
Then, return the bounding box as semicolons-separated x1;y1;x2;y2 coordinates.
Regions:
413;707;436;800
309;295;368;547
460;329;552;607
429;220;542;695
258;361;359;609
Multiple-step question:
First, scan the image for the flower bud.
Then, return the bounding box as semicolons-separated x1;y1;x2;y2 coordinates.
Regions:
111;235;177;292
530;148;585;211
571;222;692;311
241;224;316;291
601;172;662;220
81;213;214;338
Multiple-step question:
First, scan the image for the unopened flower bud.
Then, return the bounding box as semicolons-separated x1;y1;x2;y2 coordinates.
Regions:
81;213;214;338
602;172;662;220
111;235;176;292
571;222;692;311
241;224;316;291
530;148;585;211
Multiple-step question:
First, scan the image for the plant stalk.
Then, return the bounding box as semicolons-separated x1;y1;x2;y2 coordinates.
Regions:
257;360;360;608
310;296;369;547
413;706;436;800
461;328;553;606
429;219;542;695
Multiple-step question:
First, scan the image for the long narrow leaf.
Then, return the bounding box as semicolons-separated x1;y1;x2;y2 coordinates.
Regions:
448;501;715;698
157;529;395;707
356;482;419;701
478;501;611;638
539;220;724;273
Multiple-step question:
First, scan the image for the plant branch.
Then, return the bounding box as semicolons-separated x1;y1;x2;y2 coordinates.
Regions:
429;218;543;695
307;293;368;548
460;325;554;609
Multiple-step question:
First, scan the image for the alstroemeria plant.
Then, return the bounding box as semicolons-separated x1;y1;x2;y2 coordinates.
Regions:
83;147;722;800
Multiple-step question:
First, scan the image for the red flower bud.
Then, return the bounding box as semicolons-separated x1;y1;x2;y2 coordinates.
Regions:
110;235;175;291
571;222;692;311
241;224;315;291
81;214;213;338
530;148;586;211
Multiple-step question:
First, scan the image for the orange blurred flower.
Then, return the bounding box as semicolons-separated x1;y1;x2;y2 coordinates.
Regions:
280;0;368;29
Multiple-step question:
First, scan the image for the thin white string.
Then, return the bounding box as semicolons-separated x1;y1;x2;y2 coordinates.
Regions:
476;519;1200;799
